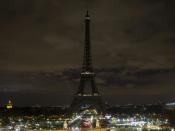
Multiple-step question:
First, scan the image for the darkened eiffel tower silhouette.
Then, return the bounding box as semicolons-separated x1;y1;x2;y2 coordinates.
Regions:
70;11;104;112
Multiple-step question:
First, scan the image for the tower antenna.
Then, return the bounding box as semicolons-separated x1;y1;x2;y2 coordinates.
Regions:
85;0;89;14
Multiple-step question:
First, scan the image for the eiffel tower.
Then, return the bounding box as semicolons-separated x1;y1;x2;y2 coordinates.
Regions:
70;11;104;112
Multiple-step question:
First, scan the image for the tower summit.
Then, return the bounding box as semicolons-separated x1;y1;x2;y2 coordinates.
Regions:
82;10;92;72
70;11;104;112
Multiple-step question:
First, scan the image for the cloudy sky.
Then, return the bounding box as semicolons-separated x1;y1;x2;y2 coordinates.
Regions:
0;0;175;106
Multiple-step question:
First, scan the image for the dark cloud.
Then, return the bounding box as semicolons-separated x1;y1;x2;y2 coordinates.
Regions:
0;0;175;70
0;68;175;106
0;0;175;105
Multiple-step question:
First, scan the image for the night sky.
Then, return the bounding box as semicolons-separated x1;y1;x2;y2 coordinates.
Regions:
0;0;175;106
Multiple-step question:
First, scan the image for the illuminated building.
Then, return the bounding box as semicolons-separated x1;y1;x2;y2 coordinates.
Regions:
6;100;13;109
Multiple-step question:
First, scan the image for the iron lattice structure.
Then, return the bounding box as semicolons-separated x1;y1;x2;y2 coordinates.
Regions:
70;11;104;113
77;11;99;96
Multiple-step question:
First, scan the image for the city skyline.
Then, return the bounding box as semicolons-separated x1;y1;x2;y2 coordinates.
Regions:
0;0;175;106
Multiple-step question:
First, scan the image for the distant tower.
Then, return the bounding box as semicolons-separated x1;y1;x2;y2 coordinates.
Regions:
70;11;104;112
77;10;99;96
6;100;13;109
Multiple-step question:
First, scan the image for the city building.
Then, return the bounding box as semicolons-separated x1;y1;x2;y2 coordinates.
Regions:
6;100;13;109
